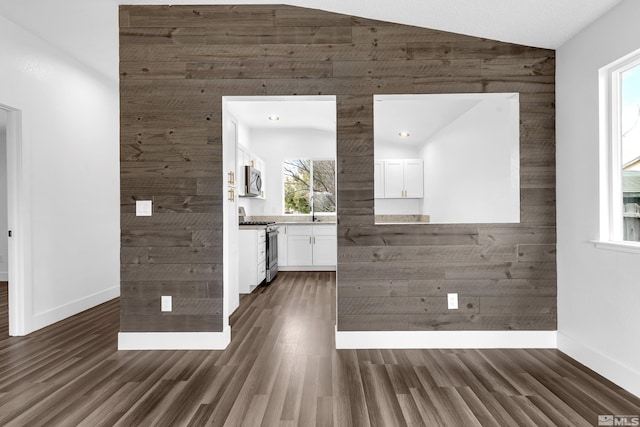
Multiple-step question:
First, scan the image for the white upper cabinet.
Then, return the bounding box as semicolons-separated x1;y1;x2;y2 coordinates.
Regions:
403;159;424;198
379;159;423;199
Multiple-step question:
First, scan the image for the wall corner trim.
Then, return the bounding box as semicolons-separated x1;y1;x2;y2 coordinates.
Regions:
335;329;558;349
558;332;640;398
118;330;231;350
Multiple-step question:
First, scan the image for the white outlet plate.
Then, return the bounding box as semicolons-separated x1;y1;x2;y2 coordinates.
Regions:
161;295;172;312
447;293;459;310
136;200;153;217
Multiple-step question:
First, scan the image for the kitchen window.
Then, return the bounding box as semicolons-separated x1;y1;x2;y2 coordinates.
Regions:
599;49;640;247
283;159;336;215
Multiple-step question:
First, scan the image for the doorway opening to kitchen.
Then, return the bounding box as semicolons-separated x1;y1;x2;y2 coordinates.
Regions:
222;95;338;338
0;104;30;336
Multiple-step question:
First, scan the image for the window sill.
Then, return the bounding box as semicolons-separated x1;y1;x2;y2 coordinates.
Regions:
591;240;640;254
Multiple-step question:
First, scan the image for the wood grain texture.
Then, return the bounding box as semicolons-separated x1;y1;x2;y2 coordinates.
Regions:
119;4;557;333
1;277;637;426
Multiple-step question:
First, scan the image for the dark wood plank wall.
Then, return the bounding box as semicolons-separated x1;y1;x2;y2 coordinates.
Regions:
119;5;556;333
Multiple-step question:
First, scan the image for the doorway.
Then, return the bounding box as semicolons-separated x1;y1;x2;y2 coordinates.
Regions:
221;95;338;341
0;104;30;336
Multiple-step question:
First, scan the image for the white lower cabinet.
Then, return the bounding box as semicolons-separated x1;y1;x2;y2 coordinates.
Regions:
279;224;336;270
238;228;266;293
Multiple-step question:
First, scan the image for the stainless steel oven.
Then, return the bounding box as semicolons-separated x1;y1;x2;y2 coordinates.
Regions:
265;224;278;284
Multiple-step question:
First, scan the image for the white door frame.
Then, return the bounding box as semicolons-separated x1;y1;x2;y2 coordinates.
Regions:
1;104;32;336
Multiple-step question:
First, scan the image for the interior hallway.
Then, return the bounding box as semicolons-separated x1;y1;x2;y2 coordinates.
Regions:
0;274;638;426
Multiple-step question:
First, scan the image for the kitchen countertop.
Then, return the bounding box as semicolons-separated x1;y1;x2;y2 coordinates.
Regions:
244;215;337;225
276;221;336;225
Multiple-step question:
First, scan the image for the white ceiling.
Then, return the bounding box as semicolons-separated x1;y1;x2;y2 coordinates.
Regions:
375;95;482;147
225;96;336;132
0;0;624;83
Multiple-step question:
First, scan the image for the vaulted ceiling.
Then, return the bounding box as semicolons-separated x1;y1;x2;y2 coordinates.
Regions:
0;0;623;82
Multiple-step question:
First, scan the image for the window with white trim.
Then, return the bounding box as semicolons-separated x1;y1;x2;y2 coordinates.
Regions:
601;50;640;243
282;159;336;215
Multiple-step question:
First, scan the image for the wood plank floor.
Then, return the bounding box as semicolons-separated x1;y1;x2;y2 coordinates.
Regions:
0;275;639;426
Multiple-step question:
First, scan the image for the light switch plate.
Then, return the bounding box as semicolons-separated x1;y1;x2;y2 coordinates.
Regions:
136;200;152;216
447;293;459;310
161;295;172;312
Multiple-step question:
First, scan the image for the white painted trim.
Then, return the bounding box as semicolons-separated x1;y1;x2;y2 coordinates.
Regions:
591;240;640;254
31;286;119;331
118;329;231;350
279;266;336;272
558;332;640;398
2;106;32;336
335;329;557;349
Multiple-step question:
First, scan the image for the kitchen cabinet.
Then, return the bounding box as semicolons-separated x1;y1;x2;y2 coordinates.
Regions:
279;224;336;270
374;160;385;198
310;225;337;266
238;228;266;293
277;226;288;266
380;159;423;199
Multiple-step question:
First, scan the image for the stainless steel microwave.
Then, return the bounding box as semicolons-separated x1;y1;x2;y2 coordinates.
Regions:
244;165;262;197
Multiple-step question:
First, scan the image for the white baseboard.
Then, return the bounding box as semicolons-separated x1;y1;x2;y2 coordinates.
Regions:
0;271;7;281
335;329;557;349
279;266;336;272
31;285;120;332
118;329;231;350
558;332;640;398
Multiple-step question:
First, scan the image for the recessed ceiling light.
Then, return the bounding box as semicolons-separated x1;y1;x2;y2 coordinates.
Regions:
399;131;410;137
268;115;280;121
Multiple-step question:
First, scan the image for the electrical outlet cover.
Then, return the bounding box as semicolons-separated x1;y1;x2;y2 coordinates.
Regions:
136;200;153;217
447;293;459;310
161;295;172;312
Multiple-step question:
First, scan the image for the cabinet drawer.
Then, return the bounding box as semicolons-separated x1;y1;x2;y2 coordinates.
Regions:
258;229;266;243
286;225;313;236
257;241;266;261
312;225;336;236
257;260;266;284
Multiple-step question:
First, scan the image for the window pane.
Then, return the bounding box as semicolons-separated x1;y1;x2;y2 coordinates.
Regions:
283;159;311;214
621;63;640;241
312;160;336;213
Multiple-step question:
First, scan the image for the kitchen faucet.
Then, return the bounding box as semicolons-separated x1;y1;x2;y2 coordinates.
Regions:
311;194;319;222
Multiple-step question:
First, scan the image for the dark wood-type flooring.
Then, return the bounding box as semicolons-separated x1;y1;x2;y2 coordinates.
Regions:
0;275;638;426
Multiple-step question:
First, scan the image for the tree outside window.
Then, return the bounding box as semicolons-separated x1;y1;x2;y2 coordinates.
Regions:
283;159;336;215
621;62;640;241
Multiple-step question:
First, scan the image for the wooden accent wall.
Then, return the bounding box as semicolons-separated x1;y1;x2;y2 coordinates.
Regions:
119;5;556;332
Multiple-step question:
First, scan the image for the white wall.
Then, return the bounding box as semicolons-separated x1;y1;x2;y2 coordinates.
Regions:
241;128;335;216
420;97;519;224
557;0;640;397
0;110;7;280
0;14;119;333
